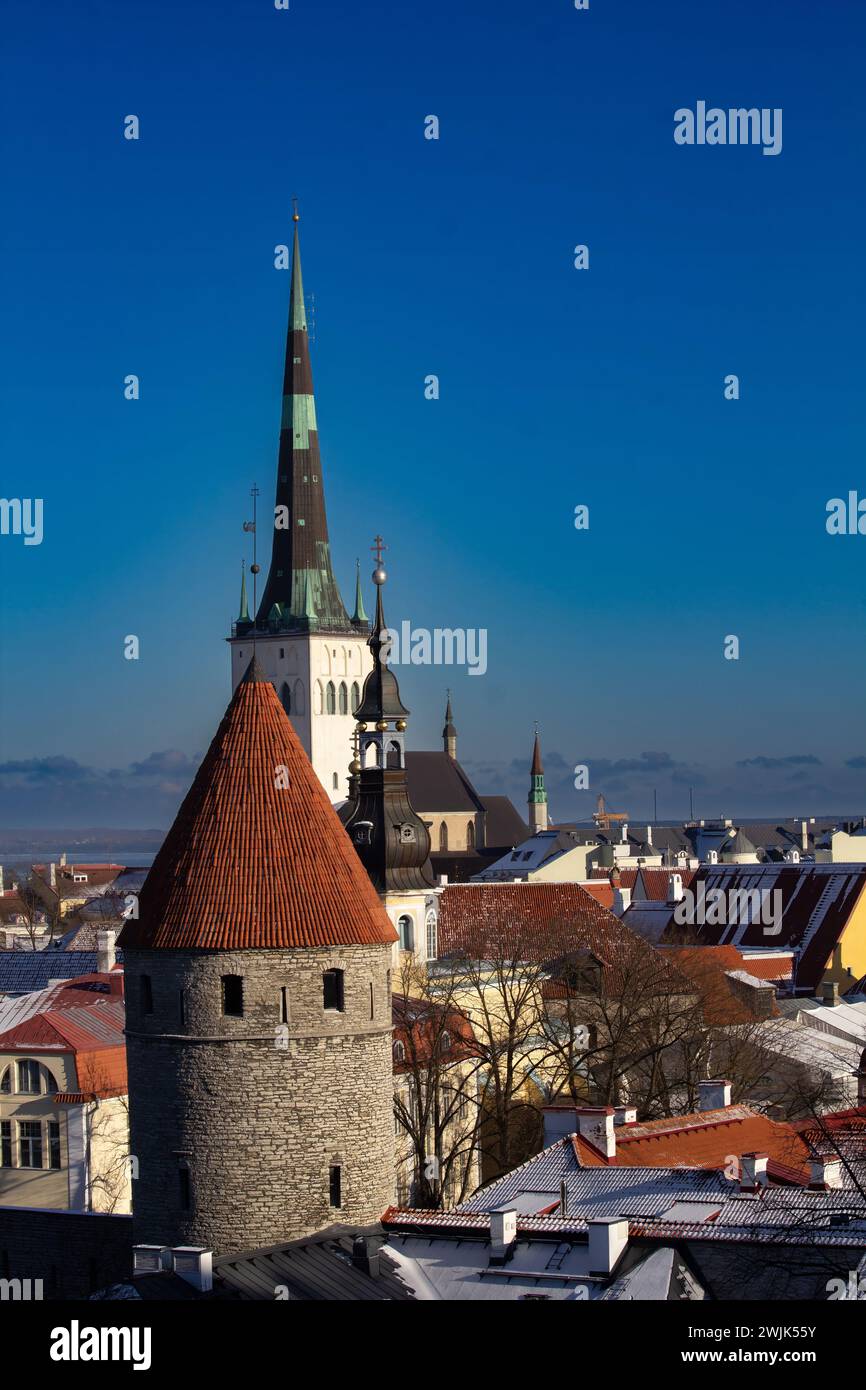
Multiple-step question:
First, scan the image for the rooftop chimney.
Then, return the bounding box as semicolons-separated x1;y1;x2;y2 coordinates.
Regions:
667;872;684;903
352;1234;382;1278
575;1107;616;1159
821;980;840;1008
60;852;67;867
489;1207;517;1265
808;1158;843;1191
587;1217;629;1276
612;886;632;916
801;819;809;852
132;1245;169;1276
621;822;629;844
698;1079;732;1112
171;1246;213;1292
646;825;653;846
739;1152;769;1192
613;1106;637;1127
97;928;117;975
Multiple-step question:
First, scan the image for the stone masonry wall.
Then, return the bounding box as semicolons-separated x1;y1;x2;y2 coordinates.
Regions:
125;945;396;1257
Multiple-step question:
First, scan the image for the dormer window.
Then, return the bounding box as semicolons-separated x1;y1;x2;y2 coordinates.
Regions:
353;822;373;846
399;825;416;844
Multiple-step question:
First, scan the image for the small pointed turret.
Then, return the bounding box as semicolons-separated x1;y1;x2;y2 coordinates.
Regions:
443;690;457;759
351;558;369;627
238;562;250;623
528;727;548;832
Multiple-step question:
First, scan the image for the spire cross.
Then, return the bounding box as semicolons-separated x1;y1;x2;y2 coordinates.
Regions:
291;194;300;222
371;535;387;566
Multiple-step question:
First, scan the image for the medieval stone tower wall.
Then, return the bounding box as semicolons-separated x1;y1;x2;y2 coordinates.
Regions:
126;943;395;1255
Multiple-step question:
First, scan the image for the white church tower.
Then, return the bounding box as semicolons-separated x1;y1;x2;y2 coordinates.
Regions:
228;213;372;801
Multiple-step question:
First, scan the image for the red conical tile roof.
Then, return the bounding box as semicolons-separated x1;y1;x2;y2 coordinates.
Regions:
119;659;397;951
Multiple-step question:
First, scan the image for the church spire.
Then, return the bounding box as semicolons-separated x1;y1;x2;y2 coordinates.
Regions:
345;545;434;895
443;690;457;759
351;558;369;626
255;209;354;634
528;726;548;832
238;561;250;623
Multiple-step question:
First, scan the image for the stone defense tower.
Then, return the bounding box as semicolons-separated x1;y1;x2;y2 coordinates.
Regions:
528;730;549;832
119;658;397;1256
228;212;372;804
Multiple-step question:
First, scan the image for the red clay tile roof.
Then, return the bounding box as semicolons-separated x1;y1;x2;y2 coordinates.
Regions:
661;946;779;1024
572;1106;811;1180
118;659;397;951
438;882;691;996
736;952;794;981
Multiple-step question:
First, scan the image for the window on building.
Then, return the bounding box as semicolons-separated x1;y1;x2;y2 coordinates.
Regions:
293;679;305;715
332;772;339;790
0;1068;10;1094
179;1166;191;1211
17;1060;40;1095
48;1121;61;1170
279;648;285;659
280;986;289;1024
140;974;153;1015
393;1040;405;1063
440;1031;451;1053
19;1121;42;1169
369;982;374;1020
280;682;292;715
338;682;348;715
323;969;344;1012
439;822;448;851
351;681;360;715
221;975;244;1017
397;915;414;951
0;1121;11;1167
467;821;475;849
386;741;401;770
329;1164;342;1209
426;910;438;961
326;681;336;714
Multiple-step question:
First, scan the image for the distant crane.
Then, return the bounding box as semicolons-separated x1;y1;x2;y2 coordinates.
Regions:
593;793;629;830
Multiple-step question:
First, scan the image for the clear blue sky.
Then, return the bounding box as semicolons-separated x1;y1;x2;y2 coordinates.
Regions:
1;0;864;828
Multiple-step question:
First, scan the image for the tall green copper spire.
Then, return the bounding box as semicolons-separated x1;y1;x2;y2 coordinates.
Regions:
528;727;549;831
254;210;354;634
351;558;369;626
238;561;250;623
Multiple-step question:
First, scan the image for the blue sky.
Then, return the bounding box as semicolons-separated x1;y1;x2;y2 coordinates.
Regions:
1;0;864;828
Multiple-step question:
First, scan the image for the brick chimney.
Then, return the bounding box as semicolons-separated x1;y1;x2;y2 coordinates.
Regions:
97;928;117;975
809;1158;843;1191
171;1246;213;1291
489;1207;517;1265
821;980;840;1008
575;1107;616;1158
698;1079;732;1112
739;1152;769;1191
588;1217;628;1276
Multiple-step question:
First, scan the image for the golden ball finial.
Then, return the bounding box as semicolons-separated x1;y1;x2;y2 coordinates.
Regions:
292;213;300;222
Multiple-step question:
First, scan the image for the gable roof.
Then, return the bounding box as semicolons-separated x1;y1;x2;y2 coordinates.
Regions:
437;882;691;995
119;660;397;952
404;752;486;814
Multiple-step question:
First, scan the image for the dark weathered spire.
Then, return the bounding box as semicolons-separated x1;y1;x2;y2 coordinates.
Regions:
351;558;369;627
443;689;457;759
238;562;250;623
345;552;434;895
255;212;353;633
531;730;544;777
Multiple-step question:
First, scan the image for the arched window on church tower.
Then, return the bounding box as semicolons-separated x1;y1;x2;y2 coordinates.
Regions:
467;820;475;849
326;681;336;715
293;680;305;715
350;681;360;715
386;740;401;770
363;740;380;769
439;822;448;851
314;682;323;715
338;681;348;715
280;682;291;715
